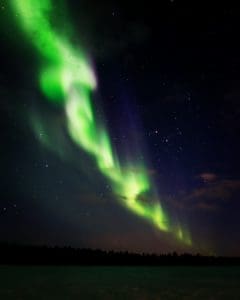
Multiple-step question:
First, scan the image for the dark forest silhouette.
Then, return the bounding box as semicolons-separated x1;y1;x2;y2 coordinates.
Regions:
1;244;240;266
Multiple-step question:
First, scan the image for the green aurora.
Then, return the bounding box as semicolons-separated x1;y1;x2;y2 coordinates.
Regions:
12;0;191;245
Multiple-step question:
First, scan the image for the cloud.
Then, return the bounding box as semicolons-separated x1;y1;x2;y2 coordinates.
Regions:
198;172;217;183
170;178;240;212
195;202;218;212
187;179;240;202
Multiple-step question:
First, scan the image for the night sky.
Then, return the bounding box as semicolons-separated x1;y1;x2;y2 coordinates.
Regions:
1;0;240;256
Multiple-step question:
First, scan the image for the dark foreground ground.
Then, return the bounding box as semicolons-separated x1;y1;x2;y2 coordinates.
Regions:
0;266;240;299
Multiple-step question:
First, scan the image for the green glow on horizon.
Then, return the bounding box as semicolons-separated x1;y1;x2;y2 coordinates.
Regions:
12;0;191;245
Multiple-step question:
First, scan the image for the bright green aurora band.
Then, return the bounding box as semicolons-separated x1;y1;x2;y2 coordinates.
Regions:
12;0;191;245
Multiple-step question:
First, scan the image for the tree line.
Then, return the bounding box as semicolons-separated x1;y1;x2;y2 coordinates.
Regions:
0;244;239;265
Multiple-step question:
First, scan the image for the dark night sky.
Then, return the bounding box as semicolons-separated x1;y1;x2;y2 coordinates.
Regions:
1;0;240;255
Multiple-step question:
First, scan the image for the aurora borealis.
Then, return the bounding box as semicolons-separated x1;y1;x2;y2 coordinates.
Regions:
11;0;191;243
1;0;240;255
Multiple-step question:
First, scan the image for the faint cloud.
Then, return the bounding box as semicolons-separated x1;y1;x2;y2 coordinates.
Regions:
195;202;218;212
170;178;240;212
187;179;240;202
198;172;217;183
148;169;157;175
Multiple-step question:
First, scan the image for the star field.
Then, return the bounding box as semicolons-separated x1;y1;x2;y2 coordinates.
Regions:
1;0;240;255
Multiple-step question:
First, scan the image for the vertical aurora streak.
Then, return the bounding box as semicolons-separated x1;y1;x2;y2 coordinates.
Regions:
12;0;191;244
